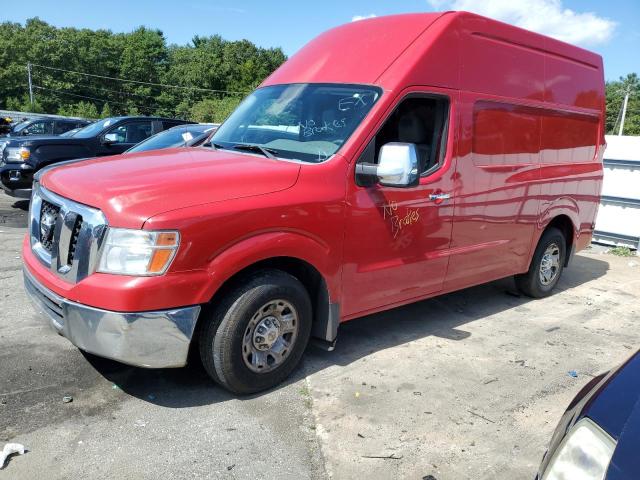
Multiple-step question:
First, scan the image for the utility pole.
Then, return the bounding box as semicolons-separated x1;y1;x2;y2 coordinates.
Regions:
27;62;34;108
618;85;630;136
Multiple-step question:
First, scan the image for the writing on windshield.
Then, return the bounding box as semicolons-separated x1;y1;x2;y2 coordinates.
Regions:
212;84;381;163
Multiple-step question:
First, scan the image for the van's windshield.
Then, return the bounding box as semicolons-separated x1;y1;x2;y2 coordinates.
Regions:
212;83;381;163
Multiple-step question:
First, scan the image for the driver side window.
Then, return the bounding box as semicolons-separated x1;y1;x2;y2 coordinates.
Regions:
360;95;449;176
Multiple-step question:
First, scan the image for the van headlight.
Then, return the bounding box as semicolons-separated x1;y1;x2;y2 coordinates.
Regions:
542;418;616;480
5;147;30;162
98;228;180;276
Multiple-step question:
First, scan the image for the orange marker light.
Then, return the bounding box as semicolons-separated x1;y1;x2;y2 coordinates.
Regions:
148;249;174;273
156;232;178;246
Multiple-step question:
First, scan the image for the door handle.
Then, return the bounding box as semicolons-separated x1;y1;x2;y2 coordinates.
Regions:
428;193;451;202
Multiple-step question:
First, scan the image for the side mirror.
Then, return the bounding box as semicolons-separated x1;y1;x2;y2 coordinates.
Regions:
102;133;118;144
355;142;419;187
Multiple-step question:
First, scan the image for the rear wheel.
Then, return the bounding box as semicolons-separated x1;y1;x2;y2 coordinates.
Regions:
515;227;566;298
199;269;312;394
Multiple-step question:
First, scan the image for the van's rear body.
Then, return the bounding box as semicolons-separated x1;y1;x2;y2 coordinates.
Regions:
23;12;604;393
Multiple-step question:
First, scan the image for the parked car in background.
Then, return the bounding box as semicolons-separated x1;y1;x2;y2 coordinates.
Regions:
125;123;218;154
22;12;604;395
0;116;194;198
536;351;640;479
0;117;89;138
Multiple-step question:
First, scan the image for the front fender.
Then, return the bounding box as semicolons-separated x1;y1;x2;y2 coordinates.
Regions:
201;231;340;304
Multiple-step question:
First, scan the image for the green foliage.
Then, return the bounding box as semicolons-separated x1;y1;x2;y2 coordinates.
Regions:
606;73;640;136
608;246;635;257
58;101;99;118
0;18;286;120
190;97;242;123
100;103;112;118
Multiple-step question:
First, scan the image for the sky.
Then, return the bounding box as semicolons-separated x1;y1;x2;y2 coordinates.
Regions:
2;0;639;81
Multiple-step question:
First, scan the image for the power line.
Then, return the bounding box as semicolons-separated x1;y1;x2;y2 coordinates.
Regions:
32;85;153;112
49;80;164;101
30;63;248;96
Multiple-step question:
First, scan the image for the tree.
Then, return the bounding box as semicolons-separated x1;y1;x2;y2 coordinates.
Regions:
190;97;242;123
101;103;112;118
57;101;99;118
0;18;286;120
605;73;640;136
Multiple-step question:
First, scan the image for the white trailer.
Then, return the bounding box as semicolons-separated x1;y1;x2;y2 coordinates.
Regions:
593;135;640;250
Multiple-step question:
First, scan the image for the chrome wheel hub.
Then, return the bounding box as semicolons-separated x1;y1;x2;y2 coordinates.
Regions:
540;243;561;286
242;300;298;373
253;316;280;350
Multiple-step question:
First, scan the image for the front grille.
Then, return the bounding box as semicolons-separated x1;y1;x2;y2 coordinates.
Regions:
67;215;83;264
39;200;60;253
30;183;107;284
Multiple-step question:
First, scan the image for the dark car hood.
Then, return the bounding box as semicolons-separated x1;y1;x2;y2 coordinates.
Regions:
1;135;78;146
20;135;86;145
585;352;640;440
579;351;640;480
41;147;301;228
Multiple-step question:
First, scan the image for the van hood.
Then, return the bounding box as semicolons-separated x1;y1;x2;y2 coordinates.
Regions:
41;148;301;228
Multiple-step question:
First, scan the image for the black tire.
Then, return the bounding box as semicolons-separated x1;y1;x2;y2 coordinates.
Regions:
515;227;566;298
199;269;312;394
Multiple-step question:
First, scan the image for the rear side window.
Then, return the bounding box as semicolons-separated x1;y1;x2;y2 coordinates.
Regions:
162;121;182;130
471;101;599;165
54;121;75;135
472;102;541;166
107;121;153;144
540;113;599;164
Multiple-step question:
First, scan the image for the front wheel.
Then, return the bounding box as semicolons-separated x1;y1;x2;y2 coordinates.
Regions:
515;227;566;298
199;269;312;394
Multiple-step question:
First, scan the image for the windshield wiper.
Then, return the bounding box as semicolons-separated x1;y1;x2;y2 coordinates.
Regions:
232;143;278;159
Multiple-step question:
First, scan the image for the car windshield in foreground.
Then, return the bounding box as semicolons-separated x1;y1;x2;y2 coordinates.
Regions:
72;117;123;138
212;83;381;163
126;125;212;153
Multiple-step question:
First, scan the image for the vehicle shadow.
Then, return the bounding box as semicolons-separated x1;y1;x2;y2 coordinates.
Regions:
0;199;29;228
85;254;609;407
12;200;29;211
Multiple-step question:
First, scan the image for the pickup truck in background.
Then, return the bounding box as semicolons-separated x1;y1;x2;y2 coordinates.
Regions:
1;116;194;198
23;12;604;395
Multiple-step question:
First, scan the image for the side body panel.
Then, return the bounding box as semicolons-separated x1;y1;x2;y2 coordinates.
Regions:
446;16;604;288
445;95;543;289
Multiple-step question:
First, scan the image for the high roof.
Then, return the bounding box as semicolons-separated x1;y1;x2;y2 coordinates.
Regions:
262;12;604;112
262;13;444;87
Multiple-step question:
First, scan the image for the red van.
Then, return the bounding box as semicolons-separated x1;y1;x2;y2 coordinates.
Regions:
23;12;604;394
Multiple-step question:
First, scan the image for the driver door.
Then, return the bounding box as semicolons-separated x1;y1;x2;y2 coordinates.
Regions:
341;90;456;317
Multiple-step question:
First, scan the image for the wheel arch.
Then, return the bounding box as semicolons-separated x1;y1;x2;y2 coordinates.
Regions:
196;232;341;345
541;213;577;267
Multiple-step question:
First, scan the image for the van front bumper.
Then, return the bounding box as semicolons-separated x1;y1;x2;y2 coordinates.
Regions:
23;267;201;368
